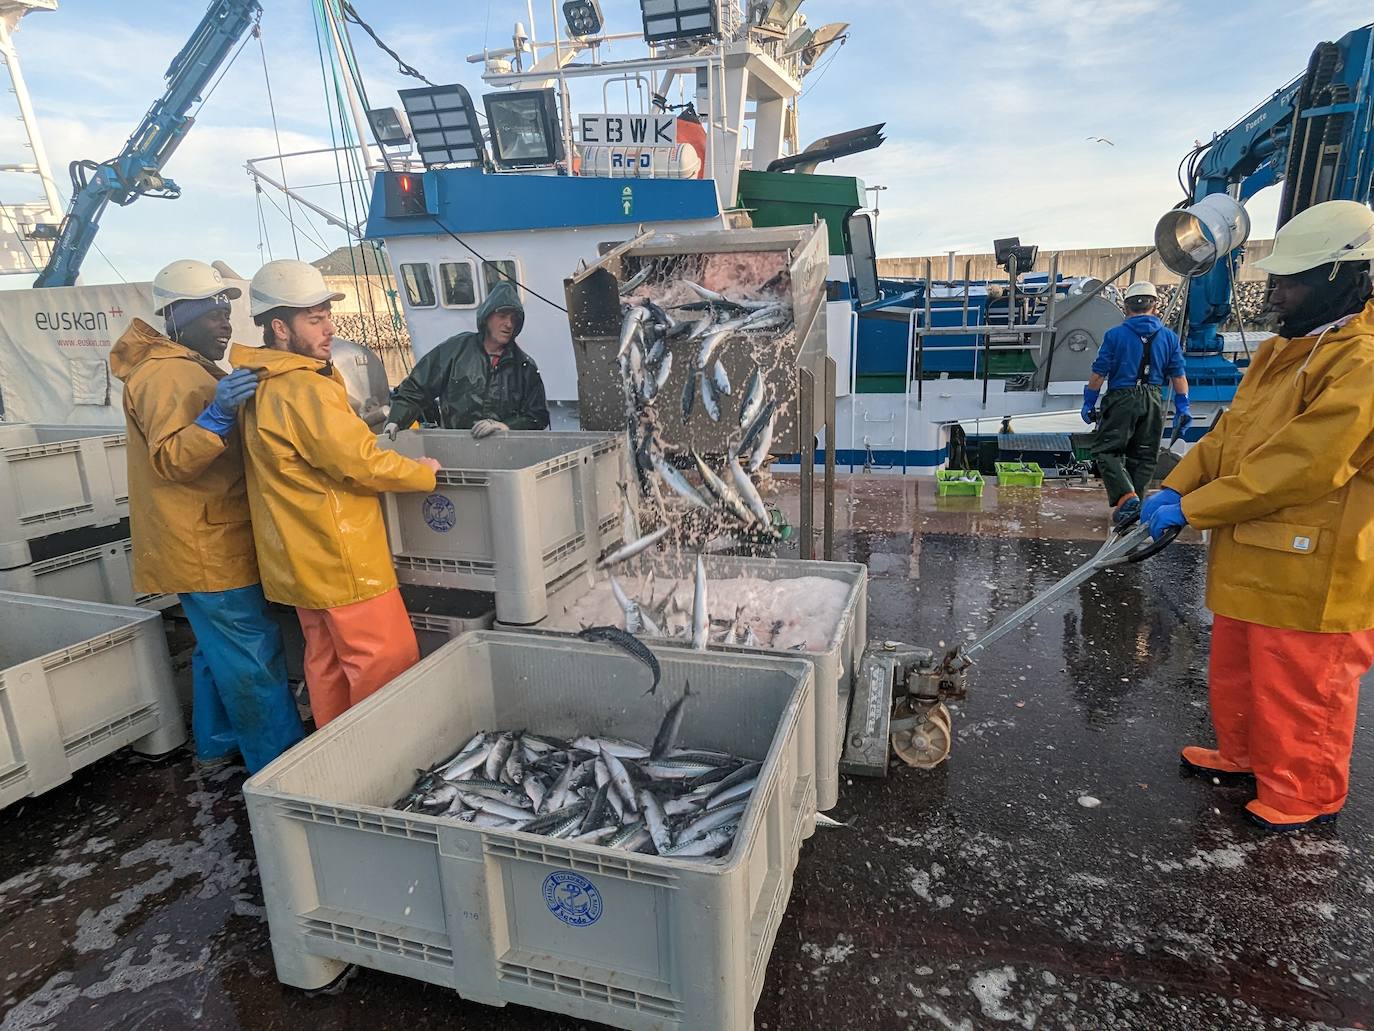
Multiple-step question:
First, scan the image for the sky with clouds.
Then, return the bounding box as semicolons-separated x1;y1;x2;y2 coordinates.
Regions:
0;0;1365;286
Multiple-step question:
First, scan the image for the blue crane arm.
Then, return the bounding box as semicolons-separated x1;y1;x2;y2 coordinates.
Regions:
1193;79;1303;202
34;0;261;288
1181;22;1374;356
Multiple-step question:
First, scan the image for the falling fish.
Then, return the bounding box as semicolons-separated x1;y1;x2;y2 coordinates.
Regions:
748;412;775;473
685;281;777;312
577;625;662;696
650;681;692;760
618;481;641;542
654;351;673;392
597;525;670;569
692;554;708;651
696;324;737;370
681;372;696;422
609;574;643;634
653;455;711;510
619;304;649;358
693;451;754;525
710;359;731;396
739;396;776;455
699;373;721;421
738;368;765;429
618;266;652;294
728;457;770;525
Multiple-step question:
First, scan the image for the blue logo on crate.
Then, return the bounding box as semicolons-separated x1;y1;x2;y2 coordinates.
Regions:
542;871;603;927
422;492;455;533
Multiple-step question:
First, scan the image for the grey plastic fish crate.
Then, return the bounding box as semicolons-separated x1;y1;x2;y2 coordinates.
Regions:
0;592;186;811
244;631;816;1031
0;538;173;611
401;584;496;655
0;423;129;568
381;430;627;625
542;554;866;811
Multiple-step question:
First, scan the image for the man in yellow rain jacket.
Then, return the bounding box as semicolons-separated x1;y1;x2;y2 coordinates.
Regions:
110;260;304;772
231;260;440;728
1143;200;1374;832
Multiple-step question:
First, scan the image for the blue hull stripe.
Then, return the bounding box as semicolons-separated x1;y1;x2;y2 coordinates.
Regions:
367;167;721;238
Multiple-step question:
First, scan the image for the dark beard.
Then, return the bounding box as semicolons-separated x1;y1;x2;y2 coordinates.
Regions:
1278;263;1373;338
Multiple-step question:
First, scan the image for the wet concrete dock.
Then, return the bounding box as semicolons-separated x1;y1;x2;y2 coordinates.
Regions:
3;479;1372;1030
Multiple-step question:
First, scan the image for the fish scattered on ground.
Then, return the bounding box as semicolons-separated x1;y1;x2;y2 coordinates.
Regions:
394;688;755;861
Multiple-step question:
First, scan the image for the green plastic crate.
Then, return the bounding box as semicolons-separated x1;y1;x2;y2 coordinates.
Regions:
936;469;985;496
995;461;1044;488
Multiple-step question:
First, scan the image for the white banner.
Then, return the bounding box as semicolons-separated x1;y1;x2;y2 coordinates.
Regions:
0;279;257;425
578;113;677;147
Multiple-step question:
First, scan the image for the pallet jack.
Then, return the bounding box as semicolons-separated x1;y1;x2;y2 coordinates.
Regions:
842;514;1183;774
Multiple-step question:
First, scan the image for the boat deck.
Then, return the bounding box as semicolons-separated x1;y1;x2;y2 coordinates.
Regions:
3;479;1371;1030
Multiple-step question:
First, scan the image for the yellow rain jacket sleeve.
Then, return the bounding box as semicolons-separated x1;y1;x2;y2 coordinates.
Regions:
231;343;436;610
109;319;258;595
1163;299;1374;632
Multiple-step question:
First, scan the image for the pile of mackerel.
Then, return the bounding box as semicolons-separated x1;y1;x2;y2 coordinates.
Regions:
616;263;792;546
391;685;758;860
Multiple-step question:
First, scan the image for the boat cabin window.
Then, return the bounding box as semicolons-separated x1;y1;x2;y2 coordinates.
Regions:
439;261;478;308
400;262;436;307
482;260;521;298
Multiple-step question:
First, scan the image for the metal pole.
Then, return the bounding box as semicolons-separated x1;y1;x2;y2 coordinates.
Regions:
798;368;815;561
325;2;382;172
988;254;1013;408
847;309;858;473
550;1;577;169
526;0;540;63
246;163;361;236
0;17;63;221
961;258;971;328
824;357;836;562
1040;253;1060;405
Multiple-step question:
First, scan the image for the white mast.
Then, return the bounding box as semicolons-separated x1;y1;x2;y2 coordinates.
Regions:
0;0;62;276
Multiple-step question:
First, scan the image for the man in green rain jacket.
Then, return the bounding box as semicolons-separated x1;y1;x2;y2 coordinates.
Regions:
385;281;550;439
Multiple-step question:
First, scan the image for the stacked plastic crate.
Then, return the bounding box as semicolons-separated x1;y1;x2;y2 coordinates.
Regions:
0;423;171;607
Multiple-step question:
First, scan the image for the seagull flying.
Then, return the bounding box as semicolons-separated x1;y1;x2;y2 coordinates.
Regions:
1086;136;1115;146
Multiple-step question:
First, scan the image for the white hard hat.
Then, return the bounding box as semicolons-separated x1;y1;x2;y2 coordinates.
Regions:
1252;200;1374;276
151;259;241;316
250;259;346;318
1123;281;1158;301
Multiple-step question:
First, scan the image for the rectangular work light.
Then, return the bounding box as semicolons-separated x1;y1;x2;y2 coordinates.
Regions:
639;0;718;45
482;88;565;168
399;84;486;168
367;106;412;151
563;0;604;36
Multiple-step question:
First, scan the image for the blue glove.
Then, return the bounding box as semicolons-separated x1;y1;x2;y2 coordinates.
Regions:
1081;386;1100;424
1146;500;1187;539
1140;488;1181;523
1172;393;1192;436
194;368;258;437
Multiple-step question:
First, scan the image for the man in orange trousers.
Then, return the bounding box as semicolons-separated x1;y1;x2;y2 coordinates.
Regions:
233;260;440;728
1143;200;1374;831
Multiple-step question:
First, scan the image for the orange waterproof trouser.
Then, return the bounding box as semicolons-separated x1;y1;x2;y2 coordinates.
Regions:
296;588;420;729
1209;614;1374;815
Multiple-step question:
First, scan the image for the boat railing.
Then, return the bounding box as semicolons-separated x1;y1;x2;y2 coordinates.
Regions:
907;252;1062;410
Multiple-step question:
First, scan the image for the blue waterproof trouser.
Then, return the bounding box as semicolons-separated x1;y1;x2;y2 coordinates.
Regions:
178;585;305;773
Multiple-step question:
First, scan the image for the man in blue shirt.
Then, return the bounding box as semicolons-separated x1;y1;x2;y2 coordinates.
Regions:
1081;281;1190;525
